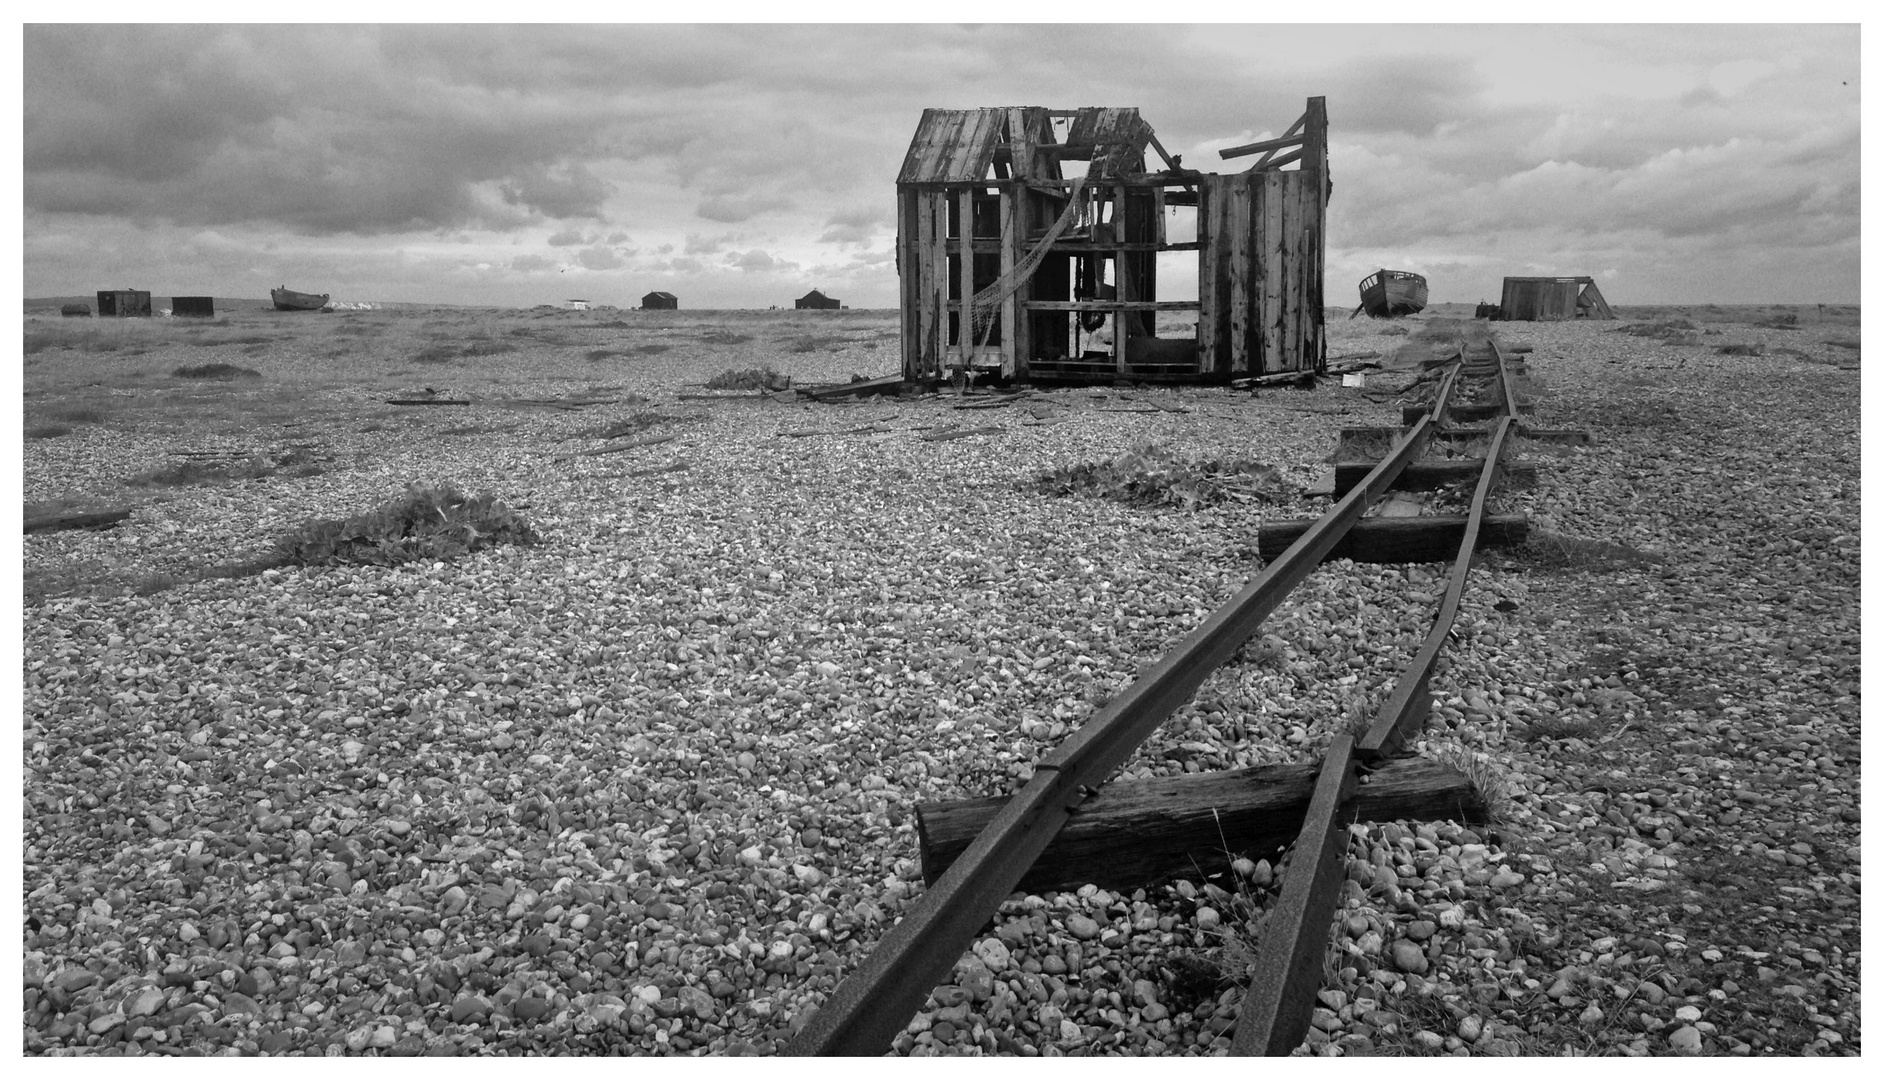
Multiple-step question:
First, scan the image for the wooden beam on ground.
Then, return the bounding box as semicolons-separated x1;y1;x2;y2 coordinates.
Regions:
802;374;905;401
1333;460;1536;495
24;508;134;534
916;755;1490;895
1257;514;1529;564
386;398;471;406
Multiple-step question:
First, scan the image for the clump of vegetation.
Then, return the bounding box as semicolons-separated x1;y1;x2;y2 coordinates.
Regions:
705;364;790;391
586;410;706;441
41;404;108;424
26;328;122;355
700;329;754;345
274;481;539;568
412;340;520;364
586;343;672;361
1717;343;1766;356
26;424;72;439
1514;529;1665;572
173;362;262;380
126;446;326;487
788;335;844;354
1616;318;1704;346
1027;441;1292;510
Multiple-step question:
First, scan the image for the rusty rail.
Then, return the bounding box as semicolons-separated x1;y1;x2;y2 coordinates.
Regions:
787;343;1528;1057
1230;339;1526;1054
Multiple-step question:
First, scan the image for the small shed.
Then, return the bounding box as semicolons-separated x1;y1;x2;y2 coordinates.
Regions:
895;98;1329;384
172;296;215;318
1496;277;1615;321
97;290;152;318
566;299;590;311
641;291;678;310
796;289;841;310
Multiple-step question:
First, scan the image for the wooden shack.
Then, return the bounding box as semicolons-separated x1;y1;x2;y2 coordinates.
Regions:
1496;277;1615;321
641;291;678;310
894;98;1328;384
796;289;841;310
171;296;215;318
96;290;152;318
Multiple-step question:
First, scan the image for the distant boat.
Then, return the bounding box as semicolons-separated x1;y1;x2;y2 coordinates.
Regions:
272;286;330;311
1356;269;1427;318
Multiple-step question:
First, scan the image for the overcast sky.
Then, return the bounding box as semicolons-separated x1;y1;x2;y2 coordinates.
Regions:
21;20;1862;309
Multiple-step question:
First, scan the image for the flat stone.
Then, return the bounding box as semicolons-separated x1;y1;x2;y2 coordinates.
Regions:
1669;1025;1703;1054
1064;915;1099;940
450;995;491;1023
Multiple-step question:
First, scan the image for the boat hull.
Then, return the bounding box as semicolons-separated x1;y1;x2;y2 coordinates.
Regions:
1358;270;1427;318
271;287;330;311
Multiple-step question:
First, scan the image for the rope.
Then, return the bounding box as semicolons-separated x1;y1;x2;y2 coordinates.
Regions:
962;176;1091;356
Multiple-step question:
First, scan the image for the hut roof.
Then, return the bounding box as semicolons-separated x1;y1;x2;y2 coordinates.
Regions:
643;291;676;300
897;106;1154;184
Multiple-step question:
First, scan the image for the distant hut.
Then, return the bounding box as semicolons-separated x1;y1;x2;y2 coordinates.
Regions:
96;289;152;317
172;296;215;318
566;299;590;311
641;291;678;310
796;289;841;310
1495;277;1615;321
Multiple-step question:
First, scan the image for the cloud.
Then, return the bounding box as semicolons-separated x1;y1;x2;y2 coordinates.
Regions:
696;194;790;224
546;228;587;247
576;246;626;270
818;206;885;246
726;249;796;273
685;232;732;255
510;253;560;273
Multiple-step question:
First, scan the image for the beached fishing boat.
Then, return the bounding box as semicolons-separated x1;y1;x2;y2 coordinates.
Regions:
1356;269;1427;318
271;286;330;311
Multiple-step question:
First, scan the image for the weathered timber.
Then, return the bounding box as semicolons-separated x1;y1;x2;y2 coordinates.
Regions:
1258;514;1529;564
1230;735;1361;1055
24;508;134;534
573;434;678;458
1341;424;1591;447
1333;459;1536;494
916;755;1489;894
386;398;471;406
1405;401;1533;425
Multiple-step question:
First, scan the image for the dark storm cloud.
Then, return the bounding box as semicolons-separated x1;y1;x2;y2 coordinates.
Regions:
24;25;630;234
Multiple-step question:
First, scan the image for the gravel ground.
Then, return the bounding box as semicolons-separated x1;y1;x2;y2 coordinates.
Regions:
19;304;1861;1056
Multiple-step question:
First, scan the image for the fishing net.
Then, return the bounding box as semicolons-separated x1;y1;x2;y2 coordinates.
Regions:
962;176;1092;354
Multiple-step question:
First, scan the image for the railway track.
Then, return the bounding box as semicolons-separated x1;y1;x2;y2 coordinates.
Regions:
787;336;1545;1056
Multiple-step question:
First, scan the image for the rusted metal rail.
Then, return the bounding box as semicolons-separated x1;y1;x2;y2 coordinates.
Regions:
787;342;1527;1057
1230;339;1526;1055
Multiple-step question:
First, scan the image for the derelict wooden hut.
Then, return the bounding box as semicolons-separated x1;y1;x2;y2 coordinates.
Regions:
894;98;1329;384
1496;277;1615;321
96;290;152;318
796;289;841;310
641;291;678;310
171;296;215;318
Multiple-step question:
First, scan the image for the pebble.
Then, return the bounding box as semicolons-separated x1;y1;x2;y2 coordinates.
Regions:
1669;1026;1704;1054
1065;915;1100;940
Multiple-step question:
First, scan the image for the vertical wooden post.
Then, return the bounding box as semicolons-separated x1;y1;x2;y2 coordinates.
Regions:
1114;182;1130;375
916;190;937;380
1228;175;1252;377
999;184;1018;379
899;188;918;381
1302;97;1329;372
930;192;950;374
1195;176;1219;376
1260;171;1286;374
958;188;976;368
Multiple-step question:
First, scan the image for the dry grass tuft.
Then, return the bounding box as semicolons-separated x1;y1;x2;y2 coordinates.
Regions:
173;362;263;380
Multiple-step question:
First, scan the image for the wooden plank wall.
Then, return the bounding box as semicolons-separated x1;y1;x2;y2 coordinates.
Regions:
1197;168;1322;377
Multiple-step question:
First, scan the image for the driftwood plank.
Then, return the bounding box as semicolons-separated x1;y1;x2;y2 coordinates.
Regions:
386;398;471;406
1258;514;1529;564
916;754;1488;894
24;508;134;534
